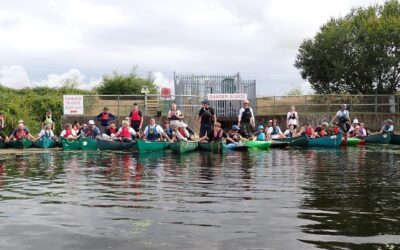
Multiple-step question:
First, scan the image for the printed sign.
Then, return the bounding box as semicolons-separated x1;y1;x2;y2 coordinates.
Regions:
63;95;84;115
207;93;247;101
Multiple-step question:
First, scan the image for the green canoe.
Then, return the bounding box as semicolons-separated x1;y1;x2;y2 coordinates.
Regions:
198;141;227;153
243;140;272;149
274;135;309;147
9;138;33;149
170;140;198;154
390;133;400;145
340;137;362;146
364;133;391;144
62;138;82;150
81;138;98;150
34;137;57;148
97;139;136;151
0;139;7;149
136;139;170;153
308;133;343;148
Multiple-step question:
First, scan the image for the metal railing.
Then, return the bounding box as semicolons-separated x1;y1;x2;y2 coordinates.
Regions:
256;94;400;115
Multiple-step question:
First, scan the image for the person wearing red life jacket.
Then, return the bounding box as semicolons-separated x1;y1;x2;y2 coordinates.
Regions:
129;103;143;134
96;106;116;132
9;121;35;141
314;122;329;137
116;120;136;142
295;123;316;138
60;123;78;139
101;121;119;140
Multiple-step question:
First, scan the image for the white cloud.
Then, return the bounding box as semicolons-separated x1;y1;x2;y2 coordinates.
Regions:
34;69;86;88
0;65;30;88
153;72;174;94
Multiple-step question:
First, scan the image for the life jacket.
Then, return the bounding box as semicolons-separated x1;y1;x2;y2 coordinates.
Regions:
333;127;340;134
286;130;293;138
229;132;240;142
202;108;212;119
178;128;187;138
108;127;117;135
319;129;327;137
86;128;94;136
130;110;141;122
43;129;52;138
16;129;28;139
146;125;160;140
338;110;349;123
359;128;367;136
165;128;174;139
255;131;265;141
169;110;180;120
271;126;280;135
210;129;223;141
288;112;296;120
306;127;313;137
120;127;131;138
44;115;53;125
241;108;252;123
101;112;109;121
383;124;391;132
64;129;73;138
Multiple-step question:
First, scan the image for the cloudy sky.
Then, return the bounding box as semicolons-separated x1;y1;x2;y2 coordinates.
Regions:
0;0;385;95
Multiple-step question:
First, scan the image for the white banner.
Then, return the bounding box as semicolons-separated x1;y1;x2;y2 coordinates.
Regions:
207;93;247;101
63;95;84;115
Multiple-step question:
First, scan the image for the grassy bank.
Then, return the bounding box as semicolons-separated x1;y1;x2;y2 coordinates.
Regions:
0;85;92;136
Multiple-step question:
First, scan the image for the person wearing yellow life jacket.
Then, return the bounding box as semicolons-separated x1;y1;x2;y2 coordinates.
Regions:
9;121;35;141
60;123;78;139
116;120;136;142
42;110;55;130
96;107;116;132
129;103;143;134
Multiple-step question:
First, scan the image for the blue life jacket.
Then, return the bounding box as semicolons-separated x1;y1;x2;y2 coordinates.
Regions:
271;126;279;135
146;126;160;141
255;132;265;141
338;110;349;123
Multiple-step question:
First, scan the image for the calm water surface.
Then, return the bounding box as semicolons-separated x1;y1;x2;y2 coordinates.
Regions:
0;146;400;250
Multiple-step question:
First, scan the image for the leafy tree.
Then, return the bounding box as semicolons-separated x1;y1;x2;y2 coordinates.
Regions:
286;84;304;96
295;0;400;94
97;68;157;95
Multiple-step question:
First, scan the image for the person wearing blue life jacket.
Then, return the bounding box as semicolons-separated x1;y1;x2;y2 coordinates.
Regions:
380;119;394;133
143;117;172;142
267;119;286;139
163;120;175;140
284;124;296;138
253;125;266;141
83;120;101;140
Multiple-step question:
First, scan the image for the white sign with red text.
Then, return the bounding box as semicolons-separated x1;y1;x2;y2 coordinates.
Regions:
63;95;84;115
207;93;247;101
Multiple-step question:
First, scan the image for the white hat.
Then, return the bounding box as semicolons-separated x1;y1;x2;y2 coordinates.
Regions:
352;118;359;124
88;120;95;125
18;119;24;124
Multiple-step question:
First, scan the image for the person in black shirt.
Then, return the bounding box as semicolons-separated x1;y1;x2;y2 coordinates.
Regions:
197;100;217;138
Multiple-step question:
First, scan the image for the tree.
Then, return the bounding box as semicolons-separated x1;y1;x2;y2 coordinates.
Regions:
295;0;400;94
286;84;304;96
97;68;158;95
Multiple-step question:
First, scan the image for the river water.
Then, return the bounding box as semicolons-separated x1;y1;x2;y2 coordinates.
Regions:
0;146;399;250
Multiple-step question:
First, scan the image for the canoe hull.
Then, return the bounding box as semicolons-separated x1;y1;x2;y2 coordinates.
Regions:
243;140;272;149
81;139;98;150
0;140;7;149
340;137;361;146
274;135;309;147
308;133;343;148
364;133;391;144
137;139;170;153
62;139;82;150
34;137;57;148
226;143;249;151
97;139;136;151
9;138;33;149
390;133;400;145
199;141;227;153
170;141;198;154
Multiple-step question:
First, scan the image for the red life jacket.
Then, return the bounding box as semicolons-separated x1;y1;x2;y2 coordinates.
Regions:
306;127;313;137
120;127;131;138
16;129;28;139
86;128;93;136
130;111;141;122
101;112;109;121
64;129;73;138
333;127;340;134
109;127;117;134
319;129;326;137
178;128;187;138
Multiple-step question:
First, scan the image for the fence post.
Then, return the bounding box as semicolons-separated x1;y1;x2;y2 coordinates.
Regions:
117;95;120;117
375;95;378;113
144;93;148;116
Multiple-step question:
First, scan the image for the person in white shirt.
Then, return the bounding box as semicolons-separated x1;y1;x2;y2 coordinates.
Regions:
143;117;171;141
380;119;394;133
330;104;351;133
286;106;299;132
38;124;57;140
116;120;136;142
267;119;286;139
238;99;255;138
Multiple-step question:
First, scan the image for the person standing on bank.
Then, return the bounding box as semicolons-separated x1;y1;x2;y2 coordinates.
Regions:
197;100;216;138
286;106;299;133
129;103;143;134
238;99;255;138
96;106;116;132
43;110;55;130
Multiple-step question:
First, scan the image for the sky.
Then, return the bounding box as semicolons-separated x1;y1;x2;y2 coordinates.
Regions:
0;0;386;96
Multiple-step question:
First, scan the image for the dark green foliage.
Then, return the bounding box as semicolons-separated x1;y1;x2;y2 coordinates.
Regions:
0;85;92;135
97;68;157;95
295;0;400;94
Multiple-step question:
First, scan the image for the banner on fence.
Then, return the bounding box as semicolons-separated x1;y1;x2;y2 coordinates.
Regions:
63;95;84;115
207;93;247;101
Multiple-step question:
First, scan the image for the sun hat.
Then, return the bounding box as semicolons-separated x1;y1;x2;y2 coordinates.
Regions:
18;120;24;124
103;106;109;111
386;119;393;124
321;122;329;127
232;125;240;130
352;118;359;124
88;120;95;125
